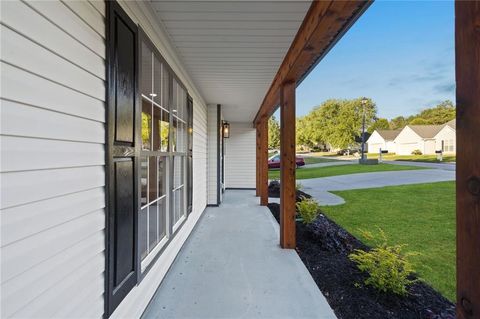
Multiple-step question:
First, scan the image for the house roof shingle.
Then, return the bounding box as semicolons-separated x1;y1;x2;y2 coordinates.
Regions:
445;119;456;129
376;129;402;141
408;125;444;138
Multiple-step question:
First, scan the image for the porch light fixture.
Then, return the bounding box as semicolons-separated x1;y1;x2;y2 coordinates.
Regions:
149;93;157;98
223;121;230;138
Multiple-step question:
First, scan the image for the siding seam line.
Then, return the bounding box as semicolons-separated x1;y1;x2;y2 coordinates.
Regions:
20;0;105;60
0;22;105;81
60;0;106;39
0;97;106;124
0;134;105;146
0;185;105;211
1;60;106;102
2;221;105;286
87;0;104;17
7;248;105;318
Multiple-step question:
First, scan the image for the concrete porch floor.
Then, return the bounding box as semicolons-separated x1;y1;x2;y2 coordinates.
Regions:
142;190;336;319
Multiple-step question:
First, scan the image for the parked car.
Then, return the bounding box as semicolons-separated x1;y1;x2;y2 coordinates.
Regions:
268;154;305;169
336;148;361;156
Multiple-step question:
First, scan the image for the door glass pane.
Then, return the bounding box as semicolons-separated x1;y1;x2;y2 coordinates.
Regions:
158;157;167;196
162;67;170;108
140;157;148;206
173;156;183;188
153;56;162;104
140;42;152;97
171;117;177;152
157;197;167;240
139;207;148;260
148;157;157;203
142;100;152;150
148;204;158;248
154;106;170;152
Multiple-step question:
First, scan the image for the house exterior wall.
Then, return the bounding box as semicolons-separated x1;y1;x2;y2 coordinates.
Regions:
1;1;210;318
423;139;437;155
366;131;386;153
435;125;456;153
225;122;256;189
386;141;397;154
207;105;220;205
1;1;107;318
394;126;422;155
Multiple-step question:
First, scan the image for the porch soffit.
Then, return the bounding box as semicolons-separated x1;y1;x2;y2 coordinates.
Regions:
149;0;312;122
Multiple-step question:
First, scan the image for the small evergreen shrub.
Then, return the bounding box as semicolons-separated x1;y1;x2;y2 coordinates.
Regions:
296;197;321;224
411;149;423;155
349;229;417;296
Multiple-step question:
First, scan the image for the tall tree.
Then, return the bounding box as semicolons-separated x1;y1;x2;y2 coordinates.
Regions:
389;116;407;130
268;115;280;149
368;117;390;133
299;98;377;149
408;100;455;125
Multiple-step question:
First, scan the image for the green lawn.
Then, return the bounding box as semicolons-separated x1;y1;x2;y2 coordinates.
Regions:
367;153;456;163
302;157;340;165
268;163;425;180
321;181;455;301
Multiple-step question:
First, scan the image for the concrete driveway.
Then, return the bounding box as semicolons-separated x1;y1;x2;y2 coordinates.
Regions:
383;160;456;171
300;168;455;206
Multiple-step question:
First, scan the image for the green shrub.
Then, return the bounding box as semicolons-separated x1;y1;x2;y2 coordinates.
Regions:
296;197;321;224
296;182;303;191
411;149;423;155
349;229;417;296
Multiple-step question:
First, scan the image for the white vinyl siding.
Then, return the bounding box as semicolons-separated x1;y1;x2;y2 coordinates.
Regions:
207;105;219;205
225;122;256;188
394;126;422;155
1;0;210;317
192;99;208;213
107;2;209;317
435;125;456;154
1;1;106;319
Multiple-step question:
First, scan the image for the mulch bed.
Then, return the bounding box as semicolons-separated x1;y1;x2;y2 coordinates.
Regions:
266;182;456;319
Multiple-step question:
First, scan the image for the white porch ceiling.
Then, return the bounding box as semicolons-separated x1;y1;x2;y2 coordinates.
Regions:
150;0;312;122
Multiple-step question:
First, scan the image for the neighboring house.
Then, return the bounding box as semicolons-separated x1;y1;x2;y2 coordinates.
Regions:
434;119;456;154
394;122;455;155
368;121;456;155
366;129;401;153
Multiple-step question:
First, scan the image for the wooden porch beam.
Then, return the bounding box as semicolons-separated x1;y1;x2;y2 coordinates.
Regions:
256;125;260;196
280;81;296;249
258;120;269;206
455;1;480;318
253;0;371;125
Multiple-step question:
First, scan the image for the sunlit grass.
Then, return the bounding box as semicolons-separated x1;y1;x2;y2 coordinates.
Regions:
322;181;455;301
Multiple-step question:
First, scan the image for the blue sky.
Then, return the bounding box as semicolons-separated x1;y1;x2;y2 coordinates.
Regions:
295;0;455;120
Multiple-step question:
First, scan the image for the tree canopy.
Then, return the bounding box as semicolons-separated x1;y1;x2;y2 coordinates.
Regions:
271;99;455;151
368;118;390;133
268;115;280;149
296;98;376;149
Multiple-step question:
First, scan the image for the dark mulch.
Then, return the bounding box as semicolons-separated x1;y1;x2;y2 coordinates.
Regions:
267;187;456;319
268;180;311;201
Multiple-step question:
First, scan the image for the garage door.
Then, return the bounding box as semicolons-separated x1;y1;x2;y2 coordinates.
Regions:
397;143;418;155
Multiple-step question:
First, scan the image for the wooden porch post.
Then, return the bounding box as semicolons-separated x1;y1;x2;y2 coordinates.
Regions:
259;120;269;206
280;81;296;249
256;125;260;196
455;1;480;318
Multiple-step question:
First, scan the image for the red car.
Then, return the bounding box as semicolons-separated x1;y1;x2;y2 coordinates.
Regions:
268;154;305;169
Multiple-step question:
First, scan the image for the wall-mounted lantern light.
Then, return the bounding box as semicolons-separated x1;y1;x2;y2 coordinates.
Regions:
223;121;230;138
